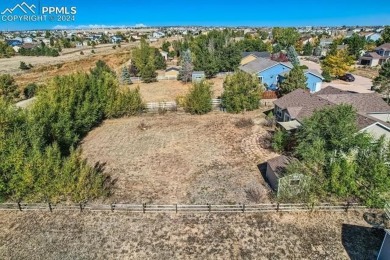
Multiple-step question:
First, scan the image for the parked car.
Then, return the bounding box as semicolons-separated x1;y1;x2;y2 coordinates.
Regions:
340;73;355;82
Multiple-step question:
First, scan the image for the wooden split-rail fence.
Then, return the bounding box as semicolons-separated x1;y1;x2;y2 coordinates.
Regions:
0;202;366;213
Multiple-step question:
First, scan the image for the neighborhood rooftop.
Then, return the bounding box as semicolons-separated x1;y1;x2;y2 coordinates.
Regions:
239;57;292;74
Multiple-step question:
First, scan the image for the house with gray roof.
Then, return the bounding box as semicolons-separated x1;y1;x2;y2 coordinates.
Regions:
239;57;323;93
360;43;390;67
273;86;390;140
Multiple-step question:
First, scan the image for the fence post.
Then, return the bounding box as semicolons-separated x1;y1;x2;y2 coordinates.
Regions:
242;204;245;213
143;203;146;214
277;203;280;212
208;204;211;213
111;203;115;212
48;202;52;213
346;202;350;212
17;202;22;211
175;204;178;214
79;203;83;212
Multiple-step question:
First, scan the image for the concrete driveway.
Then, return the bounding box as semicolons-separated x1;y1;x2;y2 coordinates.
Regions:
299;58;374;93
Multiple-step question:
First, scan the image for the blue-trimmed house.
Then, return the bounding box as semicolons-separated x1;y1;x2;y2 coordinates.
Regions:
239;57;323;93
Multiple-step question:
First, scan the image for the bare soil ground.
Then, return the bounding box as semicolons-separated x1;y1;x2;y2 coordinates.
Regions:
129;78;225;102
12;47;132;86
354;67;380;80
81;111;274;204
0;210;384;259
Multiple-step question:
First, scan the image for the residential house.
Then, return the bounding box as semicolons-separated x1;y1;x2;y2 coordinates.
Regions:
273;86;390;140
165;67;180;79
192;71;205;82
319;37;333;47
266;155;308;196
6;39;22;47
359;43;390;66
22;37;33;43
152;31;165;39
240;51;270;66
365;32;382;42
239;57;323;93
111;36;122;44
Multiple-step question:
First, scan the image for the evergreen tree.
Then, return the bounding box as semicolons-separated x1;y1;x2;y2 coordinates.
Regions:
279;66;307;95
344;33;366;60
154;48;166;70
0;74;19;101
302;42;313;56
141;60;157;83
178;49;193;83
313;46;322;56
373;60;390;104
221;71;262;113
287;46;300;66
184;80;213;115
120;66;132;85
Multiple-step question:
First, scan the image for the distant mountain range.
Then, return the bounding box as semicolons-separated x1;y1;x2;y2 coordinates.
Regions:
1;2;36;15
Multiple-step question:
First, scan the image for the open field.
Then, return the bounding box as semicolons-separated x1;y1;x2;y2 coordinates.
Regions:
129;78;225;102
81;111;277;204
0;210;384;259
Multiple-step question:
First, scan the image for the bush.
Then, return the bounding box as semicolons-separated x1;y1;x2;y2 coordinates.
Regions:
322;70;332;82
300;65;308;70
80;51;84;55
19;61;30;70
221;71;262;113
184;80;212;115
91;50;95;54
112;45;116;50
272;129;288;153
106;87;144;118
0;74;19;101
23;83;38;99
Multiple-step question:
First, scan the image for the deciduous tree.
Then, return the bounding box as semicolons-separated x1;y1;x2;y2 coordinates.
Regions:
321;50;355;78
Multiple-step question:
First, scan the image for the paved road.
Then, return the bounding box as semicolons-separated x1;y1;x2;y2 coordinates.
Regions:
299;58;373;93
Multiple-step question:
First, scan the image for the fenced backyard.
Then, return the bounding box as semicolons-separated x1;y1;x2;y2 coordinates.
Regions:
0;202;366;213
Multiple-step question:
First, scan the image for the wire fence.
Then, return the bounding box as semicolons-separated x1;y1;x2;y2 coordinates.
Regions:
0;202;366;213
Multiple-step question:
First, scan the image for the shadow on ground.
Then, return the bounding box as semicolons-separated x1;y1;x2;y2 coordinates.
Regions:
342;223;385;260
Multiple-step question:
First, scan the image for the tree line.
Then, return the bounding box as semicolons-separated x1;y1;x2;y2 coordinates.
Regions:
0;61;144;203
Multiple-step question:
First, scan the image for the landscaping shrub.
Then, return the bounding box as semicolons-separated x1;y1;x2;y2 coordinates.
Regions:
19;61;30;70
23;83;38;99
322;70;332;82
183;80;212;115
272;129;288;153
221;71;262;113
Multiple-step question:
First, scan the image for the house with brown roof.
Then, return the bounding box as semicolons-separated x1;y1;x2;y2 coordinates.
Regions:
273;86;390;140
359;43;390;67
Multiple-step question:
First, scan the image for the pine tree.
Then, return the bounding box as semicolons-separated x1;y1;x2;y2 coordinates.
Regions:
302;42;313;56
178;49;193;83
120;66;132;85
287;46;300;66
0;74;19;101
373;60;390;104
279;65;308;95
141;60;157;83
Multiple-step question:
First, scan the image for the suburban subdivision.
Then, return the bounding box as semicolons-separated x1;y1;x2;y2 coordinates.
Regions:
1;1;390;259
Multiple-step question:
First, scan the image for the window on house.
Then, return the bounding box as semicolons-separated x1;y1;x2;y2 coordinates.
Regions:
276;107;282;118
258;76;263;83
290;179;300;186
284;114;290;122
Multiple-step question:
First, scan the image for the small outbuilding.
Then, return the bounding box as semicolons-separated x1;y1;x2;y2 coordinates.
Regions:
192;71;205;82
266;155;308;197
165;67;180;79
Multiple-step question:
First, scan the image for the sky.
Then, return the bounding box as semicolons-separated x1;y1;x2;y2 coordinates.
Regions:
0;0;390;31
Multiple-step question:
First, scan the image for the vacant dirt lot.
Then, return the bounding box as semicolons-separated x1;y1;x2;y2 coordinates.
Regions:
129;78;225;102
81;111;275;204
0;210;384;259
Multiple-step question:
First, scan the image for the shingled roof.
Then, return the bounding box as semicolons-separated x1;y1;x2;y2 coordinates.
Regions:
267;155;295;178
239;57;292;74
241;51;271;59
274;86;390;130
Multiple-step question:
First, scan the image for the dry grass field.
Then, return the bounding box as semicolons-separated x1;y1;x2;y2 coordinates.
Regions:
0;210;384;259
81;111;276;204
129;78;225;102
